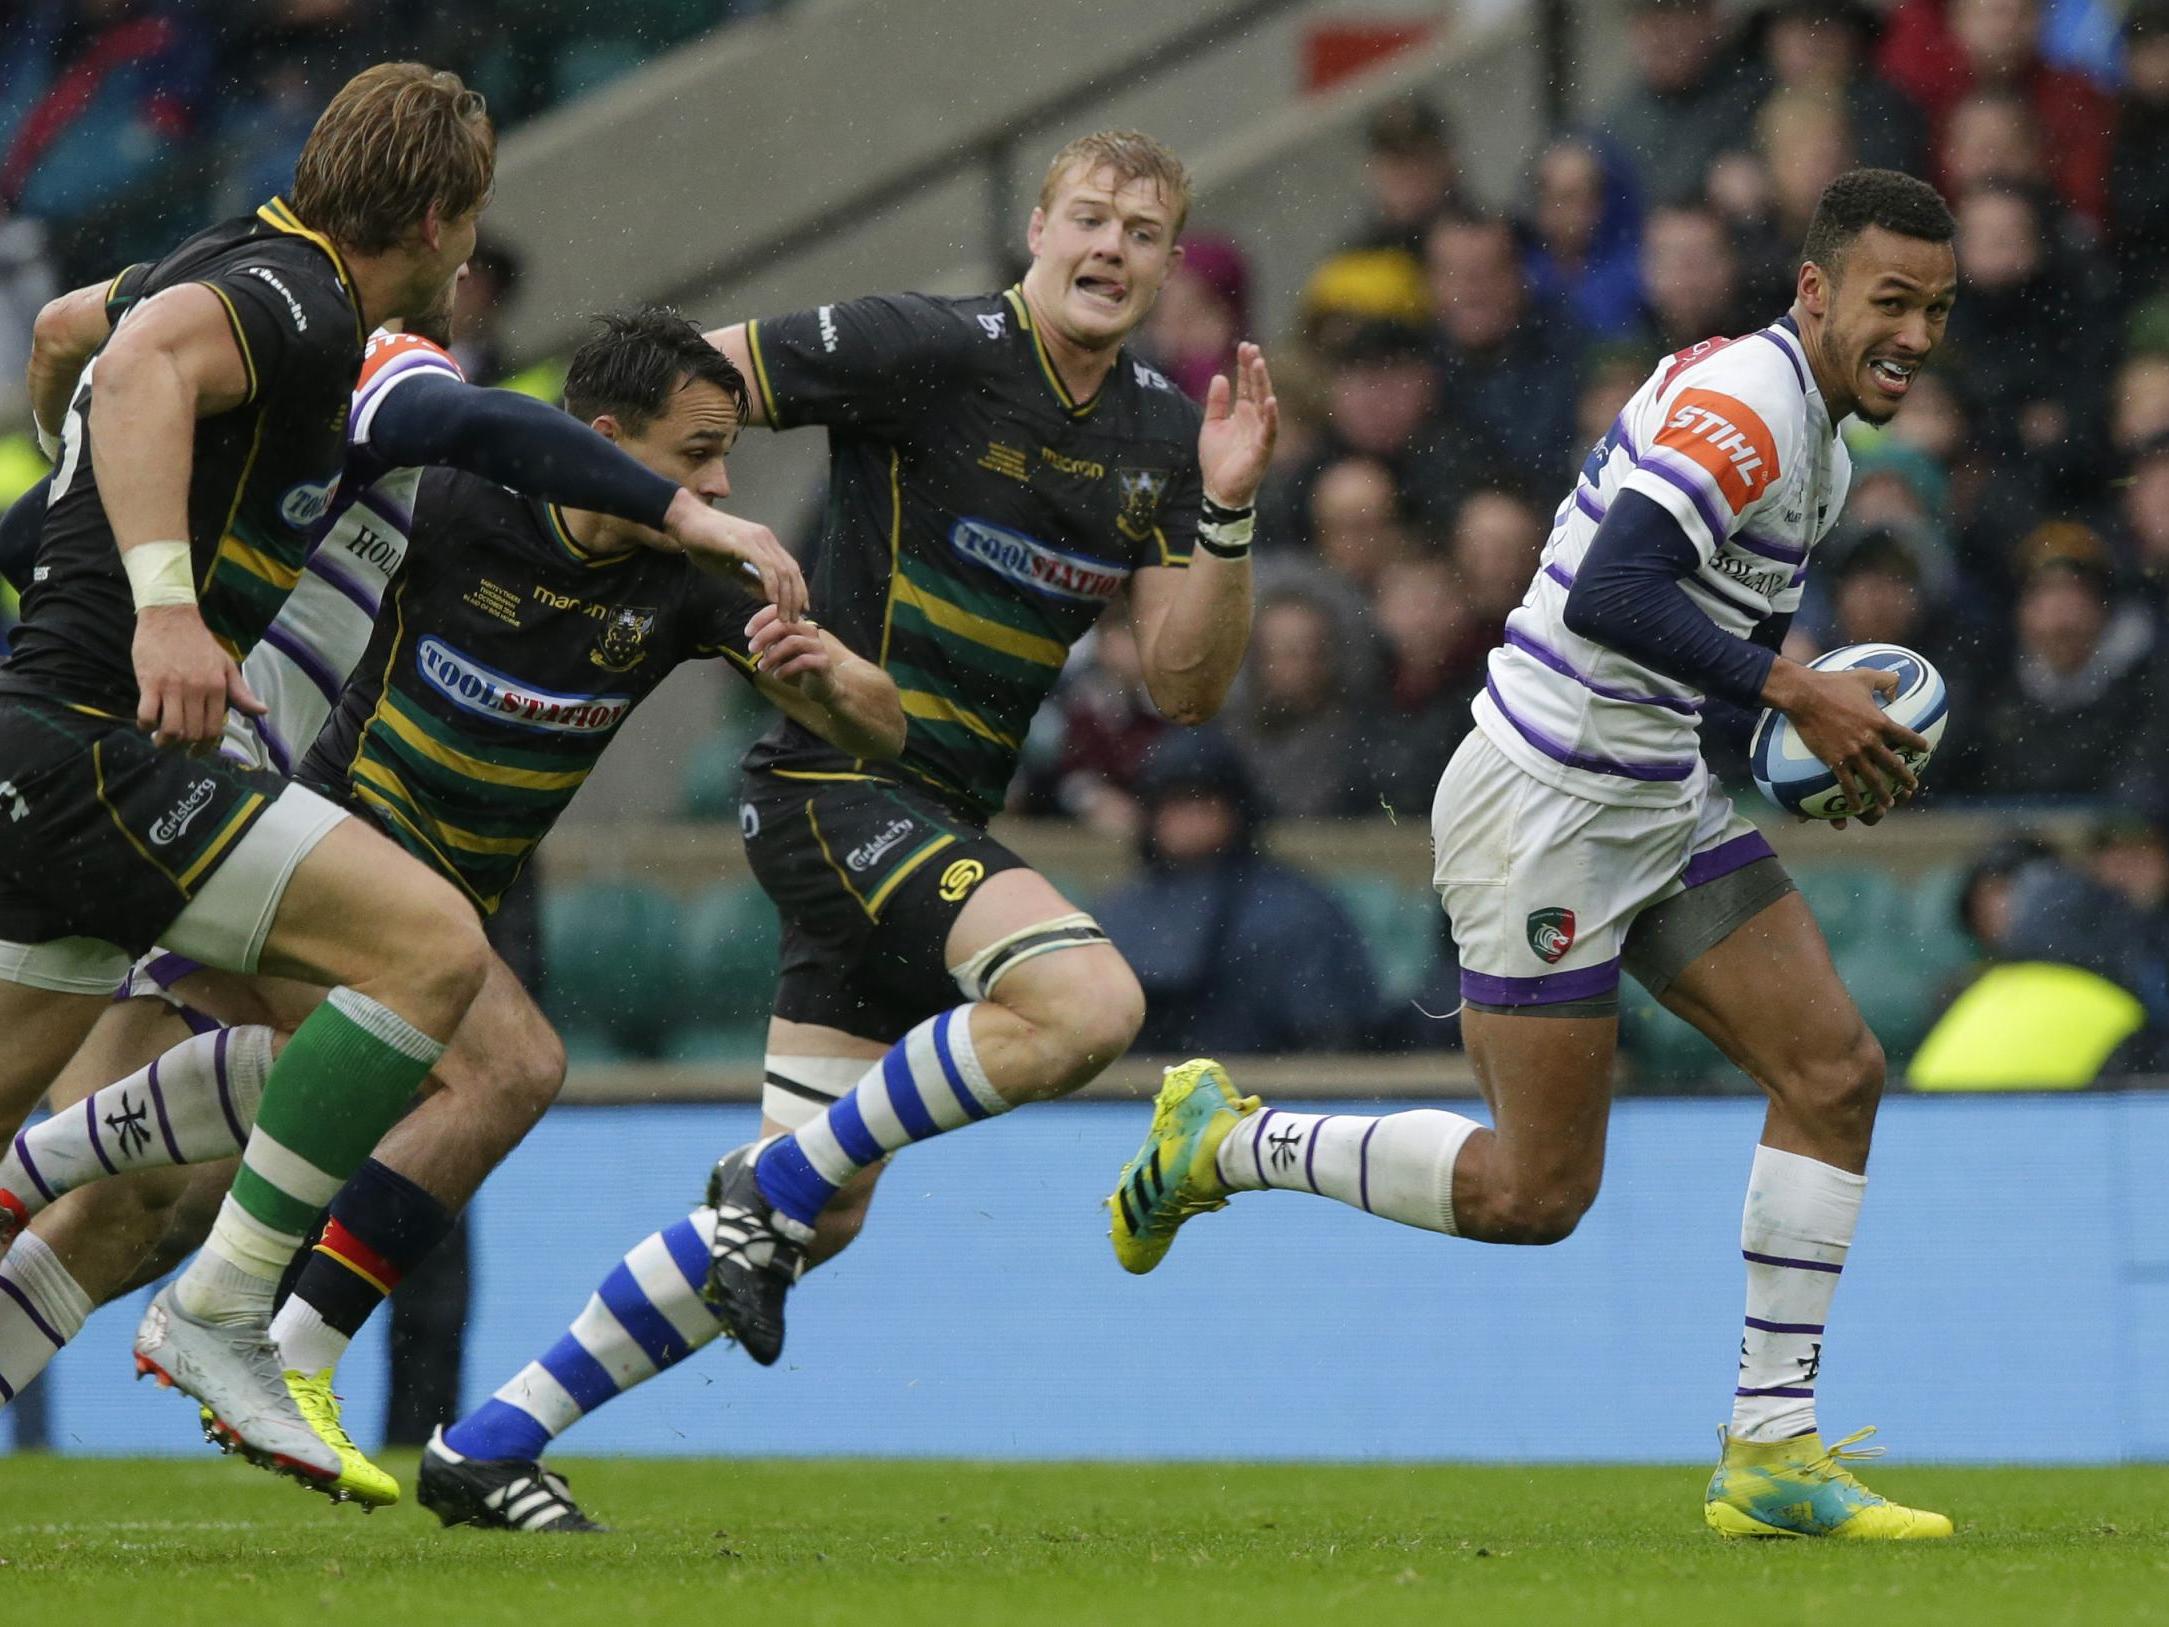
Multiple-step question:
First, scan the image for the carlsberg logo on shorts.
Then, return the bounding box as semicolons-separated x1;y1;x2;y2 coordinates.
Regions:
417;636;631;734
149;778;219;846
949;517;1128;601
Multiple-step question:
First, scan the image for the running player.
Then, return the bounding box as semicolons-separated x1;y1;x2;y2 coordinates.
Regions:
1109;170;1960;1541
0;309;898;1503
421;130;1276;1532
0;64;802;1489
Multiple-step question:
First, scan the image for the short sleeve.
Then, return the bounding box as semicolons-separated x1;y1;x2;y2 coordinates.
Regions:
686;572;762;676
1616;356;1801;563
103;263;152;327
349;330;465;449
195;256;354;406
743;293;979;434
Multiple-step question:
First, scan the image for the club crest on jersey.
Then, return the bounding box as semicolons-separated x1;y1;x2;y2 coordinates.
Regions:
589;605;656;672
949;517;1129;601
1113;467;1169;541
1527;907;1576;965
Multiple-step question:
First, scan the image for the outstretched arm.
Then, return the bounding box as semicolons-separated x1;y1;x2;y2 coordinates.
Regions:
1130;342;1277;725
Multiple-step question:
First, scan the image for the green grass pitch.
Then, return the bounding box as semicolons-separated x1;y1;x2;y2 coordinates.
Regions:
5;1456;2169;1625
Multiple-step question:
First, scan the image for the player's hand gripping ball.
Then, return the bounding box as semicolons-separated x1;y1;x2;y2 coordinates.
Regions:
1750;642;1948;819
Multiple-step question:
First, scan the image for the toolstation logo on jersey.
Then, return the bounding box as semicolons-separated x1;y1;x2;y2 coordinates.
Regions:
417;637;631;734
949;517;1129;601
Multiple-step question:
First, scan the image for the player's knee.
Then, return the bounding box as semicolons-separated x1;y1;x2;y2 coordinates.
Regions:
1776;1023;1885;1129
501;1008;567;1119
1488;1171;1601;1246
1002;955;1143;1092
377;878;491;1025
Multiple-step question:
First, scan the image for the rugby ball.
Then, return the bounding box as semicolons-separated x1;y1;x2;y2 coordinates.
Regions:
1749;642;1948;819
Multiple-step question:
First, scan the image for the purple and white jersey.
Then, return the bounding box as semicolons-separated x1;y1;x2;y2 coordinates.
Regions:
1472;315;1850;809
220;329;459;774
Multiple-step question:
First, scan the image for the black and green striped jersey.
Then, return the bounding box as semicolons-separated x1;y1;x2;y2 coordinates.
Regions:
300;466;762;912
1;198;366;715
738;287;1202;815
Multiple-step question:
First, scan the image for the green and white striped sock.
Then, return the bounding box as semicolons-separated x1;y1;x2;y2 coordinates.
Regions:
175;989;444;1324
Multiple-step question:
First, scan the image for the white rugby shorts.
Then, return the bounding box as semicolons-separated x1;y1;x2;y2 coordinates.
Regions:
1430;727;1772;1011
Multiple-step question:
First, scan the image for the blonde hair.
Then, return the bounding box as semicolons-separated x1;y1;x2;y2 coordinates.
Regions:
1037;130;1192;235
291;63;495;253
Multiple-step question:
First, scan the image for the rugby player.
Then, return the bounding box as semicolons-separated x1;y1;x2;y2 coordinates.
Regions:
1110;170;1961;1541
0;309;897;1504
421;130;1276;1532
0;64;803;1489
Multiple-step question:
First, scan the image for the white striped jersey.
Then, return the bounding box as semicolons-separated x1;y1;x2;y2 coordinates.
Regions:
1472;315;1851;808
219;329;461;773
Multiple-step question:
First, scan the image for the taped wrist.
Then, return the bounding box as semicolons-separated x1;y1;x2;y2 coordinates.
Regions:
122;540;195;609
1197;495;1254;559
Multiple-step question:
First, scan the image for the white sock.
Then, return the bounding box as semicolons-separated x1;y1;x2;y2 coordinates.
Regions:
1731;1144;1865;1442
176;1197;300;1324
0;1233;93;1406
1216;1107;1481;1235
0;1026;273;1215
271;1299;346;1376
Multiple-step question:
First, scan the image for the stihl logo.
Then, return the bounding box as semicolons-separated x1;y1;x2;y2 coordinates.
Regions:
1668;404;1766;481
1652;388;1779;510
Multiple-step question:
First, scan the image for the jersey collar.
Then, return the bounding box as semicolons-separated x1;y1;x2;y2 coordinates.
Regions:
543;501;635;568
254;196;367;349
1003;286;1105;420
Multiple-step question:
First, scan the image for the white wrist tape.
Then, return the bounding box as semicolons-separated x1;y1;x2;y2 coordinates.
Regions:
121;540;197;610
34;420;60;462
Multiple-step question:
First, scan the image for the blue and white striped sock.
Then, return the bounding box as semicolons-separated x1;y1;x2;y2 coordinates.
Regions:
442;1210;726;1462
755;1006;1006;1229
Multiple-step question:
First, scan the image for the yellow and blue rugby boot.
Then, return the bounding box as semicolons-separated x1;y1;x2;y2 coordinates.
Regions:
1704;1425;1951;1539
1107;1059;1259;1275
280;1370;400;1508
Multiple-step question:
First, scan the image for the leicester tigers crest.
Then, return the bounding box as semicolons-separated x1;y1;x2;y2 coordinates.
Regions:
1114;467;1169;541
590;605;657;672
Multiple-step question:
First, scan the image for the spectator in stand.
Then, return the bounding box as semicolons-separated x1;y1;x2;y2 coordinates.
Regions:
1361;553;1485;818
1573;349;1651;454
1266;319;1501;549
1139;231;1250;406
1750;90;1862;305
1424;213;1587;488
1943;88;2048;198
1044;612;1167;839
1879;0;2115;230
1096;728;1385;1055
1351;94;1466;259
1225;583;1372;818
1942;183;2116;493
1637;203;1753;352
1599;0;1765;210
0;1;218;226
1449;485;1547;652
2112;0;2169;302
1950;521;2158;797
2113;353;2169;457
1521;136;1645;340
449;235;524;385
0;199;55;426
2113;434;2169;614
1308;454;1412;598
1754;0;1927;174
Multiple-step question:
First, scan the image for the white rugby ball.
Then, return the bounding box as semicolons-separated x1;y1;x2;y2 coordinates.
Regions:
1749;642;1948;820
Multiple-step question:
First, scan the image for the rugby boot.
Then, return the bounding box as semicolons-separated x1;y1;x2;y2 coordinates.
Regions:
417;1426;606;1533
1107;1058;1260;1275
282;1369;400;1507
1704;1425;1954;1539
701;1138;810;1366
132;1284;341;1487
